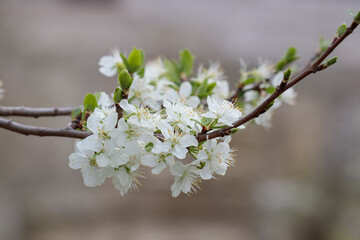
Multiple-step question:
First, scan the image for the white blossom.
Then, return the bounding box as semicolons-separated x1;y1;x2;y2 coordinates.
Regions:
99;49;122;77
69;142;111;187
152;122;198;159
141;152;175;175
202;96;242;126
170;161;200;197
195;139;234;180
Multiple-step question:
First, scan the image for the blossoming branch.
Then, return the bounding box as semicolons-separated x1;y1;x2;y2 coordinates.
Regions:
0;11;359;197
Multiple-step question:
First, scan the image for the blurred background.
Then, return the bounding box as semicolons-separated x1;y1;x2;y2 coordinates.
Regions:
1;0;360;239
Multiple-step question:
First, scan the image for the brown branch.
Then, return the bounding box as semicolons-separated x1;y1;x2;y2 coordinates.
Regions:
0;106;72;117
0;117;90;139
197;20;359;142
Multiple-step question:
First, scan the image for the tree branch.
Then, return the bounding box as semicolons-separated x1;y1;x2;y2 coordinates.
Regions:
0;19;357;142
196;20;359;142
0;117;90;139
0;106;72;117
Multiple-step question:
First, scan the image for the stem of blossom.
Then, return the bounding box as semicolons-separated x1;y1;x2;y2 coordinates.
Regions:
0;106;72;117
0;117;90;139
197;20;359;142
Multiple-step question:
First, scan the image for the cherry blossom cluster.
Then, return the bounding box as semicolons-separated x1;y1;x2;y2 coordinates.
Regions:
69;48;297;197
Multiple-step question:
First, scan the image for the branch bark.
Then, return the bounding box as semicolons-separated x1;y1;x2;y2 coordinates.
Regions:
0;117;90;139
196;21;359;142
0;106;72;117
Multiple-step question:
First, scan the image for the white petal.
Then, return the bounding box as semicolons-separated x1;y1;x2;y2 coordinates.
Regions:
170;161;185;176
81;167;106;187
152;142;172;154
141;154;157;167
99;66;117;77
200;163;213;180
78;135;102;152
187;96;200;108
99;55;116;66
179;82;192;98
172;144;187;159
118;167;130;186
96;153;110;167
180;135;198;148
202;112;217;119
151;161;166;175
119;99;137;114
171;181;181;197
69;152;87;169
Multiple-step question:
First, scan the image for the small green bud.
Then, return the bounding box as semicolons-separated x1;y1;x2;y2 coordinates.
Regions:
113;87;123;103
265;100;275;111
283;68;292;81
128;47;145;73
326;56;338;66
83;93;98;111
319;37;330;53
348;10;360;24
356;11;360;24
275;47;299;71
337;23;347;37
242;77;255;85
71;106;83;120
265;86;276;94
118;69;133;90
230;128;239;134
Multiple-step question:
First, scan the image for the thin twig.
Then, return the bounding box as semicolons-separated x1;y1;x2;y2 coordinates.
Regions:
0;106;72;117
196;21;359;142
0;19;357;141
0;117;90;139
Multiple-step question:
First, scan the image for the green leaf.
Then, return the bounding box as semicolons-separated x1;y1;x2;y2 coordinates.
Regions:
356;11;360;23
242;77;255;85
348;10;356;18
118;69;133;90
113;87;122;103
275;47;299;71
283;68;292;80
319;37;330;53
326;56;338;66
197;78;208;98
348;10;360;23
120;53;131;71
137;66;145;78
285;47;297;61
179;49;194;76
164;59;181;85
206;82;217;93
201;117;213;127
127;47;145;73
265;86;276;94
83;93;98;111
275;60;286;71
337;23;347;37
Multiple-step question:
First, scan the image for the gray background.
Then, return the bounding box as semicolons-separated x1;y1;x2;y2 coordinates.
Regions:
0;0;360;239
